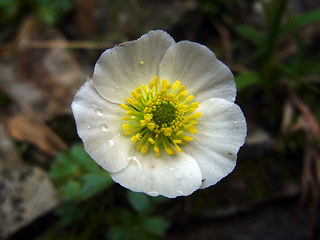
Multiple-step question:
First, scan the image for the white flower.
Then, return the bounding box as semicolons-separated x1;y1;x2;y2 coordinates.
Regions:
71;30;247;198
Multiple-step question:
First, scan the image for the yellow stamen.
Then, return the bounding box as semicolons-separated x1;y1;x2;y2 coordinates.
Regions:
172;81;180;90
131;91;139;100
176;130;183;136
188;112;202;120
175;145;182;153
131;133;141;143
161;79;168;90
177;85;186;94
126;111;133;116
126;97;136;106
147;123;156;130
125;129;137;136
185;95;194;102
120;76;201;156
182;136;193;142
165;147;174;155
121;104;130;110
190;120;198;125
178;90;188;100
142;84;148;94
191;102;199;108
148;138;155;144
154;146;160;156
185;125;197;134
147;89;153;96
141;143;149;154
122;124;130;130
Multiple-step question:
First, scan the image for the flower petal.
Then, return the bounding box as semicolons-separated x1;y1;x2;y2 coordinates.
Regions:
111;151;202;198
184;98;247;189
92;30;175;104
159;41;236;103
71;80;131;173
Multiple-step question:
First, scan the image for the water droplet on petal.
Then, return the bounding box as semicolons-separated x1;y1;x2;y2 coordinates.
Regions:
107;139;114;146
95;108;103;116
127;156;142;170
176;190;184;195
233;120;237;124
99;124;108;132
148;191;159;196
87;124;91;129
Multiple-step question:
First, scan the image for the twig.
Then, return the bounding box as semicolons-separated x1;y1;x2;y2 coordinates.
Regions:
288;90;320;211
0;40;114;50
0;81;68;152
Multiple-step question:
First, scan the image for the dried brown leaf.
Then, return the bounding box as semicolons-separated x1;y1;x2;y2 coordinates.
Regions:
7;114;67;155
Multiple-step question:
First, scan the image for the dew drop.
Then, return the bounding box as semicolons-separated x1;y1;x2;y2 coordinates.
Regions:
148;191;159;196
176;190;184;195
107;139;114;146
233;120;237;124
99;124;108;132
127;156;142;170
95;108;103;116
87;124;91;129
115;85;119;89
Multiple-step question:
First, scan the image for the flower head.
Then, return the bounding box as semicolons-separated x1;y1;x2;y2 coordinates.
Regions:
71;30;247;198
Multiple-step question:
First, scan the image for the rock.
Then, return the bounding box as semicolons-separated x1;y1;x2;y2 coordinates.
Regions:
0;124;59;238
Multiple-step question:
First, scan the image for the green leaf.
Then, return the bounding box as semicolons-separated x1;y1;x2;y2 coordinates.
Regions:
107;226;132;240
235;71;261;91
234;24;263;46
0;0;21;24
273;63;300;81
50;144;113;200
292;9;320;28
280;9;320;35
70;145;98;172
141;217;170;237
34;0;73;25
49;153;78;179
59;180;81;200
55;202;80;226
307;61;320;74
79;173;113;199
151;195;168;204
127;191;152;213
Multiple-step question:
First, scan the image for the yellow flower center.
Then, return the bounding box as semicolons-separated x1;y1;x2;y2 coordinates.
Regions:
121;76;201;156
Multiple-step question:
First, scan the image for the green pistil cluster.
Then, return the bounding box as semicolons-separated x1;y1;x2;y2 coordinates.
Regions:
151;100;177;126
121;76;201;156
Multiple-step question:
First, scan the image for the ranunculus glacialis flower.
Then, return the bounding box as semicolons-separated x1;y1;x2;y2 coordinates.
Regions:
71;30;247;198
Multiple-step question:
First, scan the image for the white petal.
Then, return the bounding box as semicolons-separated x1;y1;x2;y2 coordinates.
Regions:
184;98;247;189
92;30;175;103
111;151;202;198
71;80;131;173
159;41;236;103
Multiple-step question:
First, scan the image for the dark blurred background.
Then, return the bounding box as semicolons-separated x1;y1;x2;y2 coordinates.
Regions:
0;0;320;239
